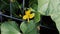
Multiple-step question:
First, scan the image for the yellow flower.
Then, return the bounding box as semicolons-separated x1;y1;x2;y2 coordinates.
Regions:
23;9;35;22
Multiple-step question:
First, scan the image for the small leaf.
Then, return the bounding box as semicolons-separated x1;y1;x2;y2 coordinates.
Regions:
27;20;35;32
20;20;38;34
20;22;27;33
27;27;39;34
34;12;40;23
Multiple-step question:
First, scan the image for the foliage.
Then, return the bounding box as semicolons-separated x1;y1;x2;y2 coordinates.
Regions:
38;0;60;32
0;0;60;34
1;21;21;34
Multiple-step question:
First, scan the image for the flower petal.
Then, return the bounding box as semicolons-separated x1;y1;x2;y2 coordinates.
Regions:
23;15;28;20
25;9;31;15
29;13;35;19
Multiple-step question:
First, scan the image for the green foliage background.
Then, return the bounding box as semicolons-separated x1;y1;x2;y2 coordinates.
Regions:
0;0;60;34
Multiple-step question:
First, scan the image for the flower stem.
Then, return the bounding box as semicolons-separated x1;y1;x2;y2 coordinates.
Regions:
28;18;29;22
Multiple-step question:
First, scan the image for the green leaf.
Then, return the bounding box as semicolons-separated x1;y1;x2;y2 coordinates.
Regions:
38;0;60;32
48;0;60;32
38;0;49;15
34;12;40;23
29;0;38;11
20;22;27;33
27;20;35;32
27;28;39;34
26;20;39;34
1;21;21;34
20;20;38;34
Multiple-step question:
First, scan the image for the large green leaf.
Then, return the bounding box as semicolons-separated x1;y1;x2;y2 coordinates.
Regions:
48;0;60;32
38;0;60;32
38;0;49;15
1;21;21;34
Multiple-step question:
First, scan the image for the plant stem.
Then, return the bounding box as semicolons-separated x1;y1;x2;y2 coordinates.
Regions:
28;18;29;22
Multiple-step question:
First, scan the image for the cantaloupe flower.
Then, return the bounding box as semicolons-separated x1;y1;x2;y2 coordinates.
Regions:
23;9;35;22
